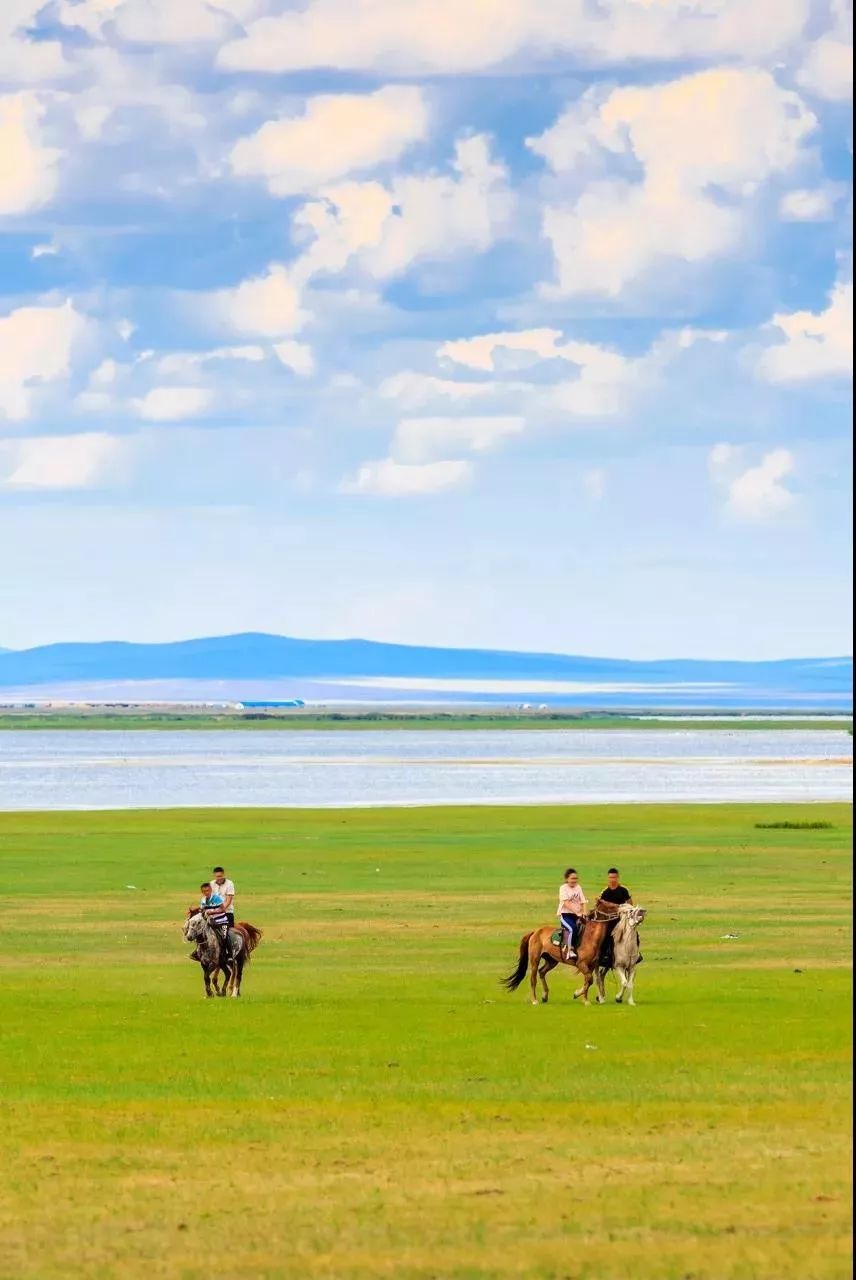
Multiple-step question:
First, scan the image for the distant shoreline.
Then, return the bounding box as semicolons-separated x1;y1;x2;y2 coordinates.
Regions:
0;710;851;731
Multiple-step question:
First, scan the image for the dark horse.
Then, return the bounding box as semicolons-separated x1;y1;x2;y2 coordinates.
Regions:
183;909;263;997
501;899;620;1005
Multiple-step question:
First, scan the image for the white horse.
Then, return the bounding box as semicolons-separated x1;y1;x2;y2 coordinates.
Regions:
595;904;647;1006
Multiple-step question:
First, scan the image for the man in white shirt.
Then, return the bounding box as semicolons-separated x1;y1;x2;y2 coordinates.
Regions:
212;867;236;927
557;867;587;960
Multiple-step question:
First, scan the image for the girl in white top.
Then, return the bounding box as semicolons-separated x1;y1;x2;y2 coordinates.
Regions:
557;867;587;959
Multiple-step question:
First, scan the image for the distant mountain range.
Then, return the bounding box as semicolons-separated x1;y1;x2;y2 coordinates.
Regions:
0;633;851;709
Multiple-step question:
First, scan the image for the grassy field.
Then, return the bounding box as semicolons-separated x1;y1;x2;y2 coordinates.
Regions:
0;711;850;731
1;803;851;1279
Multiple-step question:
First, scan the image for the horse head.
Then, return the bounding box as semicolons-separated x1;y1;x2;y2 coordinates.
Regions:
183;913;206;942
619;904;646;928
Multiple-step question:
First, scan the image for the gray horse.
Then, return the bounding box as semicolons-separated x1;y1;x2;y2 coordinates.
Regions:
595;904;647;1005
183;911;246;998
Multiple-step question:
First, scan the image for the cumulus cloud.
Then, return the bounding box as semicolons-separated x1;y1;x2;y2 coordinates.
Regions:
529;68;816;297
0;301;86;421
230;86;428;196
272;341;315;378
1;433;123;490
797;0;853;101
757;279;853;382
156;346;266;377
0;3;68;84
341;456;473;496
218;0;811;76
432;324;729;421
779;187;841;222
58;0;258;44
292;135;512;284
210;264;305;338
439;329;566;372
133;386;213;421
0;93;61;215
709;445;798;521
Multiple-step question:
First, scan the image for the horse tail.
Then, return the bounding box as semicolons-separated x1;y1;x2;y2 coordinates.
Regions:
236;922;263;958
501;932;533;991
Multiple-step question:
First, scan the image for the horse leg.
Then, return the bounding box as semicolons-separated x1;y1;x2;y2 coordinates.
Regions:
626;966;637;1006
529;934;543;1006
538;955;557;1004
203;966;213;998
231;956;243;998
595;967;607;1004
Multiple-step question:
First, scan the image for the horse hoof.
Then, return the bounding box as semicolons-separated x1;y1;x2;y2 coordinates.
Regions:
615;996;623;1004
596;997;605;1004
541;996;548;1004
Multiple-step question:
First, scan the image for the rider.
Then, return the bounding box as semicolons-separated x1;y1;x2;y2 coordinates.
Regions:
189;881;225;963
557;867;587;961
597;868;637;968
211;866;236;928
599;867;632;907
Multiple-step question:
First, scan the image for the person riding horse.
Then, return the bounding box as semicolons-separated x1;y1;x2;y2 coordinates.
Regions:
556;867;588;960
597;868;638;969
189;881;230;968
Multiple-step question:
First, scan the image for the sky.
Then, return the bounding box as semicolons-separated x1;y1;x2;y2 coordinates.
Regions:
0;0;852;660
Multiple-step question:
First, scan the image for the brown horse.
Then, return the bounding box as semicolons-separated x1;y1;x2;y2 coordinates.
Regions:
501;900;620;1005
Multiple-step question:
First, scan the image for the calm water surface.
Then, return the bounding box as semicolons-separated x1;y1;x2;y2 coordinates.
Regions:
0;729;850;810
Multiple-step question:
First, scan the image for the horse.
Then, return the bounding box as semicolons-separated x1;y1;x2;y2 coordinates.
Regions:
595;904;646;1005
183;910;263;998
501;899;621;1006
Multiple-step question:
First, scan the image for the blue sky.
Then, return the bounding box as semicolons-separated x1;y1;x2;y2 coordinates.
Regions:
0;0;852;659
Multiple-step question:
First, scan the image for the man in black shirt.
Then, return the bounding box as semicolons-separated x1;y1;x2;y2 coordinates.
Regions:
599;867;632;906
598;867;637;968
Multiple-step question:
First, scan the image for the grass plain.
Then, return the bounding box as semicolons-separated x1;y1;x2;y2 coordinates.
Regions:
1;802;851;1280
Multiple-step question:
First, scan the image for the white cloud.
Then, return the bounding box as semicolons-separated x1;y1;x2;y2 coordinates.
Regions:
0;301;86;421
433;324;727;422
58;0;258;44
210;264;305;338
341;457;472;496
529;68;816;297
272;341;315;378
0;93;61;215
218;0;811;76
133;387;213;421
156;346;266;377
393;416;525;463
0;3;68;84
1;433;123;490
711;446;798;522
230;86;428;197
31;241;59;259
292;135;511;283
440;328;565;372
779;187;840;222
757;280;853;382
797;0;853;101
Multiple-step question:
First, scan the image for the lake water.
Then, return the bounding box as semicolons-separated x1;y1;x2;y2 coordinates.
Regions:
0;729;850;810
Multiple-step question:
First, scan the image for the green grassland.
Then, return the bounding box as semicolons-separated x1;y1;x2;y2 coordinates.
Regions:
0;711;850;730
1;803;851;1279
